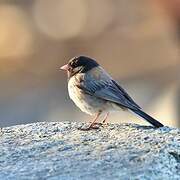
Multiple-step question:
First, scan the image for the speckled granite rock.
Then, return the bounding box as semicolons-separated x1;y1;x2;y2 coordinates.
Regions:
0;122;179;180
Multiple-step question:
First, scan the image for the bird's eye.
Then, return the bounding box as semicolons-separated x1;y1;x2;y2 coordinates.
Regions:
72;60;79;67
69;57;79;68
72;62;76;67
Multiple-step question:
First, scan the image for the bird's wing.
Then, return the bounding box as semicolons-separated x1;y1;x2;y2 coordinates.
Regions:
111;80;141;109
77;74;141;110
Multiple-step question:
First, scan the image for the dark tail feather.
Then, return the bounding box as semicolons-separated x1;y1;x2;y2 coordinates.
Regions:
131;109;164;128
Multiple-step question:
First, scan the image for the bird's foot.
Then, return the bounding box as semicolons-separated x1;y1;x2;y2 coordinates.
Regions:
78;122;110;131
89;122;102;126
78;126;99;131
78;123;101;131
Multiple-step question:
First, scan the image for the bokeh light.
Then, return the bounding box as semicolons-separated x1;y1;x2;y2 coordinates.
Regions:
33;0;87;40
80;0;115;38
0;5;33;59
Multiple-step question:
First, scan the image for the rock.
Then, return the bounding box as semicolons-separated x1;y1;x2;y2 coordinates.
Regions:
0;122;179;180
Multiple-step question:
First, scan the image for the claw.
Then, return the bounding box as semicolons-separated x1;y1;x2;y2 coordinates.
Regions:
78;125;100;131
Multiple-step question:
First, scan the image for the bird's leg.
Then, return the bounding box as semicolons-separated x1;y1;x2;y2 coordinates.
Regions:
88;111;101;129
102;112;110;125
79;112;101;131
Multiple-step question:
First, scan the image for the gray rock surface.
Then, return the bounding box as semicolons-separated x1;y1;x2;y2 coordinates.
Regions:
0;122;179;180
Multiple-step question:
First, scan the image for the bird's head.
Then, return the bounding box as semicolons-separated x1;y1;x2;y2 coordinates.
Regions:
60;56;99;78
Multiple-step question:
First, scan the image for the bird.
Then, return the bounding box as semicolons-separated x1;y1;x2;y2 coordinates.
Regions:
60;56;164;130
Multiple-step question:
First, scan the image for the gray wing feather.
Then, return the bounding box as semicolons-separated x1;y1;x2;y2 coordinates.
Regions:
78;77;141;110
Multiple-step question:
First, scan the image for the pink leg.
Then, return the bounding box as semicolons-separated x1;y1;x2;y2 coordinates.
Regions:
102;112;110;124
88;112;101;129
79;112;102;131
79;111;111;131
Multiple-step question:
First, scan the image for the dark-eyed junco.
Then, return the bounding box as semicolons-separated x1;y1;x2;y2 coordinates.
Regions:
60;56;164;130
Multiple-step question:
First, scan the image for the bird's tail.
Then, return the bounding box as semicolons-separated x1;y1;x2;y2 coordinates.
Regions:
131;109;164;128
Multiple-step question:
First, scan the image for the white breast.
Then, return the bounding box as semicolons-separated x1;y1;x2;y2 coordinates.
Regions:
68;75;106;115
68;77;83;110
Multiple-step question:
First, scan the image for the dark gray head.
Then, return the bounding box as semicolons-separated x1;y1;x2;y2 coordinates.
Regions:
60;56;99;78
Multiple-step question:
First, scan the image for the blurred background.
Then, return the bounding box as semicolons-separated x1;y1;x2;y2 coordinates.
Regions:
0;0;179;127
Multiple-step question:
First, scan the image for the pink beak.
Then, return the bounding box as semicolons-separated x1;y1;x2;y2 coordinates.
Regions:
60;64;69;71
